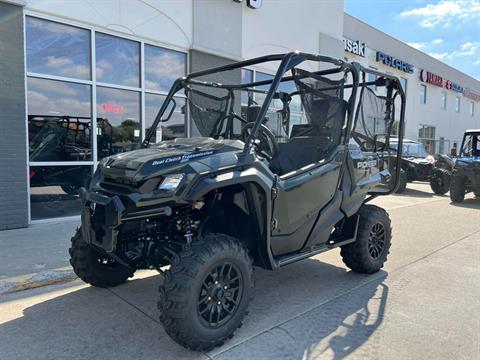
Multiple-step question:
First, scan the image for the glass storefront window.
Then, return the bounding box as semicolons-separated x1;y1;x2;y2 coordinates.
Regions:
400;77;407;95
24;16;188;221
255;71;273;104
96;33;140;87
26;17;91;80
455;96;460;112
27;77;91;118
97;87;141;156
145;94;186;143
419;84;427;104
440;91;447;109
241;69;253;105
145;45;186;92
27;78;92;162
29;165;92;220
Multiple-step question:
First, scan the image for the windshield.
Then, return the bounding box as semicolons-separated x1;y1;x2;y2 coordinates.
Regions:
391;142;428;158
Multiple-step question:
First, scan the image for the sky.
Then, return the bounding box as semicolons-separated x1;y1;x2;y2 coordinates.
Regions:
344;0;480;80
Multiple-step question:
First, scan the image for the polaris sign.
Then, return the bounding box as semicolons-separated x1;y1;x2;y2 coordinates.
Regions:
343;38;366;57
376;51;414;74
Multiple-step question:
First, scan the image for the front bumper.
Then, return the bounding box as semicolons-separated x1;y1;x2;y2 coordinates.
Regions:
80;187;125;253
79;187;173;253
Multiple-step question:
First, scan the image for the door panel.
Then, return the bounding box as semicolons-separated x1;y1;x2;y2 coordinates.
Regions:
348;146;391;195
270;147;344;254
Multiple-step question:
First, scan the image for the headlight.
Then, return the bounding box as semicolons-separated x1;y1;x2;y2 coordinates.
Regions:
158;174;184;191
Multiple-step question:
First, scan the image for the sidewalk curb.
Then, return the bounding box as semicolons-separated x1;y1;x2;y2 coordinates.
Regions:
0;267;77;295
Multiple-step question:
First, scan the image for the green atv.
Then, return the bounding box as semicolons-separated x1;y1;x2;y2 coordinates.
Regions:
450;129;480;202
69;52;405;350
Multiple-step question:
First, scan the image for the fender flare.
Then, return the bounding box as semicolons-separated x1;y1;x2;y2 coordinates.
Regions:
185;165;277;269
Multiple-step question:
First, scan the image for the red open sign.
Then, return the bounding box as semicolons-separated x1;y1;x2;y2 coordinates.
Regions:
100;103;125;114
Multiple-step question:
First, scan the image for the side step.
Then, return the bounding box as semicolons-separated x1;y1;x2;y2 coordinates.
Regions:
276;215;359;268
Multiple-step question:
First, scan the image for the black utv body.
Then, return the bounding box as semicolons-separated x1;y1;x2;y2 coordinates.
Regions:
450;129;480;202
389;138;452;194
69;52;406;350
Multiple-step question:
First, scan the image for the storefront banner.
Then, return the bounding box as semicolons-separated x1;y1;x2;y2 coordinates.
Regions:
464;88;480;102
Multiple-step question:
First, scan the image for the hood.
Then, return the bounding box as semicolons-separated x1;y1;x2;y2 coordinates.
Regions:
102;137;244;178
456;156;480;164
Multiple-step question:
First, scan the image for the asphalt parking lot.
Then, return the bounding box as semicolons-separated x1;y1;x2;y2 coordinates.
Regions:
0;182;479;360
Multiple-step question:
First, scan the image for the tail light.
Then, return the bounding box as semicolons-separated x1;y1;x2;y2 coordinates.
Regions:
30;169;36;179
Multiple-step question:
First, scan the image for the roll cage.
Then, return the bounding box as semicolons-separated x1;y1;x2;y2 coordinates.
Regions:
142;51;405;194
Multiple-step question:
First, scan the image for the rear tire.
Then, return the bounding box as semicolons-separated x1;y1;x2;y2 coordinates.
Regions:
158;234;254;351
69;227;134;287
394;168;407;193
341;205;392;274
450;173;466;203
430;168;451;195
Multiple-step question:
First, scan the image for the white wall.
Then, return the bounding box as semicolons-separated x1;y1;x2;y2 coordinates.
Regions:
25;0;193;50
24;0;346;70
242;0;344;72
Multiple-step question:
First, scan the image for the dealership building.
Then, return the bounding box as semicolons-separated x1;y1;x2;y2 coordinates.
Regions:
343;14;480;155
0;0;478;229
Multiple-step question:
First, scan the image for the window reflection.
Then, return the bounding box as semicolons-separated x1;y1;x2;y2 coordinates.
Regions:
27;78;92;162
255;71;273;105
27;77;91;117
26;17;91;79
28;116;93;162
241;69;253;105
145;45;186;92
97;87;140;156
145;94;186;143
30;165;91;220
96;33;140;87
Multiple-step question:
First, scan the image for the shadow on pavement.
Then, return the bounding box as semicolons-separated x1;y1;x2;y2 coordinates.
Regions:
212;264;388;360
0;258;388;360
399;186;439;198
292;275;388;360
449;197;480;209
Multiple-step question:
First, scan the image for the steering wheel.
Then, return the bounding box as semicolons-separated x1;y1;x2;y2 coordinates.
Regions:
241;122;279;160
352;131;378;152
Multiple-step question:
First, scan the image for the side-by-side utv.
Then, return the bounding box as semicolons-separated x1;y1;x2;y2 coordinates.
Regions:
388;137;452;194
69;52;405;350
450;129;480;202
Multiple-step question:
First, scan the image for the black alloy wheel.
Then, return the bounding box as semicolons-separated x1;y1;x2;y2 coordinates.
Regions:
340;204;392;274
367;223;386;259
198;262;243;328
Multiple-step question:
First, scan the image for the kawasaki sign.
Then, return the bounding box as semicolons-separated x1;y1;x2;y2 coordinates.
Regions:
343;38;366;57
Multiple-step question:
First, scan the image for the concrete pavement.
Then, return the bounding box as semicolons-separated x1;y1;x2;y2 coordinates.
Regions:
0;182;479;359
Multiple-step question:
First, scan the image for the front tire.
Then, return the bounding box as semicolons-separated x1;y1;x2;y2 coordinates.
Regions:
450;173;466;203
69;227;134;287
340;205;392;274
158;234;254;351
430;168;451;195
